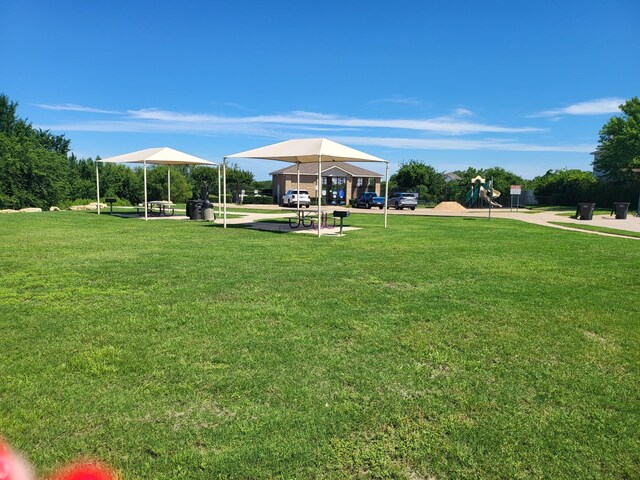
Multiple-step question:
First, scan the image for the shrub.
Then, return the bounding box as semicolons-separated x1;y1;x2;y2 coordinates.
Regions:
208;194;233;203
58;198;97;209
241;195;275;204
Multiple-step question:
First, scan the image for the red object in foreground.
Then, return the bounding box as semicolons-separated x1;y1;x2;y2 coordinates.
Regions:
0;438;34;480
50;463;116;480
1;437;116;480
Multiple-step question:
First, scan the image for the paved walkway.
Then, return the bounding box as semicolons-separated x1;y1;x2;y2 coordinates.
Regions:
220;204;640;239
214;212;297;225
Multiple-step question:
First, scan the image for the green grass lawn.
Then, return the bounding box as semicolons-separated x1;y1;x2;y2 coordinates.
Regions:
1;212;639;479
549;221;640;239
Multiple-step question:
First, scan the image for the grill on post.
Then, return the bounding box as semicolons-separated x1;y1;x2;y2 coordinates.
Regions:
333;210;350;235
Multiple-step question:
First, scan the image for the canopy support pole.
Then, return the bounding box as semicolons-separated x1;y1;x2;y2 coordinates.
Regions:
384;161;389;228
223;160;227;229
217;164;221;218
167;166;171;202
144;160;148;221
95;161;100;215
296;162;300;210
317;156;322;238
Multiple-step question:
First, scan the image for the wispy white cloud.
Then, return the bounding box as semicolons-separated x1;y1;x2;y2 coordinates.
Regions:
37;103;584;154
32;103;121;114
367;96;422;106
452;108;473;116
125;108;541;135
35;120;277;137
332;135;594;153
533;97;624;117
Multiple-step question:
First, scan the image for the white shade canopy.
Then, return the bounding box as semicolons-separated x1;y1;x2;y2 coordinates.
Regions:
95;147;219;220
223;138;389;235
99;147;217;166
225;138;385;164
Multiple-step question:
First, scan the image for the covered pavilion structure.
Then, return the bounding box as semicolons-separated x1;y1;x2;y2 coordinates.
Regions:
96;147;219;220
224;138;389;237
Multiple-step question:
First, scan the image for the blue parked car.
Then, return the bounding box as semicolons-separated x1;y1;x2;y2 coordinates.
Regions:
354;192;385;209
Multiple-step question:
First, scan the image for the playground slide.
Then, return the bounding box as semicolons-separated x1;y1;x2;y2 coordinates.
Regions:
479;187;502;207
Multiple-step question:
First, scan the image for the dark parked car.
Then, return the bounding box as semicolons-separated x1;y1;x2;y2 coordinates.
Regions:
354;192;385;209
388;192;417;210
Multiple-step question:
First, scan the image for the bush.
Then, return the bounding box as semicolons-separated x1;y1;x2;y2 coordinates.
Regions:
208;194;233;203
58;198;97;209
531;169;639;208
241;195;275;204
103;196;131;207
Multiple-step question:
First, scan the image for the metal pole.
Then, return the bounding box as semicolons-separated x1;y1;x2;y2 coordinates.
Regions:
167;166;171;202
217;165;221;218
296;162;300;210
144;160;148;221
223;160;227;229
384;161;389;228
488;179;492;220
95;161;101;215
317;157;322;238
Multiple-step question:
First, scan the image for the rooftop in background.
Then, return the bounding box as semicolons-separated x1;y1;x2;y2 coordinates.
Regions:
270;162;383;178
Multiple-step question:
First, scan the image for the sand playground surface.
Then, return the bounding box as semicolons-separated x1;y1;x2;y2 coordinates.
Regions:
433;201;468;211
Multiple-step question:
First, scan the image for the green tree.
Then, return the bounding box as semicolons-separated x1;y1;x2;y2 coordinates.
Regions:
390;160;446;203
450;166;527;205
190;166;219;199
0;94;70;209
481;166;527;195
531;169;597;205
225;163;255;201
593;97;640;184
146;166;191;203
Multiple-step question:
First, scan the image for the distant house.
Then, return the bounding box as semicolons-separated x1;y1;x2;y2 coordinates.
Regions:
444;172;461;183
270;162;383;205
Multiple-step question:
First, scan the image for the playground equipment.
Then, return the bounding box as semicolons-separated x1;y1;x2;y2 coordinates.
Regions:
466;175;502;208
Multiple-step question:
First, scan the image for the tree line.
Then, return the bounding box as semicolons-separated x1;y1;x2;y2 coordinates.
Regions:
386;162;637;207
0;94;257;209
1;93;638;209
386;97;639;207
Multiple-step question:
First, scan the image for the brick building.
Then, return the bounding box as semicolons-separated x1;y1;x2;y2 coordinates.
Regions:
270;162;383;205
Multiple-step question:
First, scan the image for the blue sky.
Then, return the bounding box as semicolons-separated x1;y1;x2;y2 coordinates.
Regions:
1;0;638;180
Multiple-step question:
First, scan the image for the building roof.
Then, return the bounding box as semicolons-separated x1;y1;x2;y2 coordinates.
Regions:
444;172;461;181
270;162;383;178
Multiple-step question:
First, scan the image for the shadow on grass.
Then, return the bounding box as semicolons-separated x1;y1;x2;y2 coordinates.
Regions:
201;222;292;235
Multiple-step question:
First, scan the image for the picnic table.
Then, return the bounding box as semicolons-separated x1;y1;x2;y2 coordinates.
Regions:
105;197;117;214
288;209;343;230
136;201;175;217
288;209;317;228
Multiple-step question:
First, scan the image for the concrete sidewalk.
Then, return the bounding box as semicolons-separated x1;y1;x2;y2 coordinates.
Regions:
215;203;640;239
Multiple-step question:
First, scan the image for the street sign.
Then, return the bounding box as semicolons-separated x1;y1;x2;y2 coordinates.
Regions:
510;185;522;211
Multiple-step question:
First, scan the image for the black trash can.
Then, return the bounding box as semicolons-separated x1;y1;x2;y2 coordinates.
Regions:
612;202;630;219
187;200;204;220
577;202;596;220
